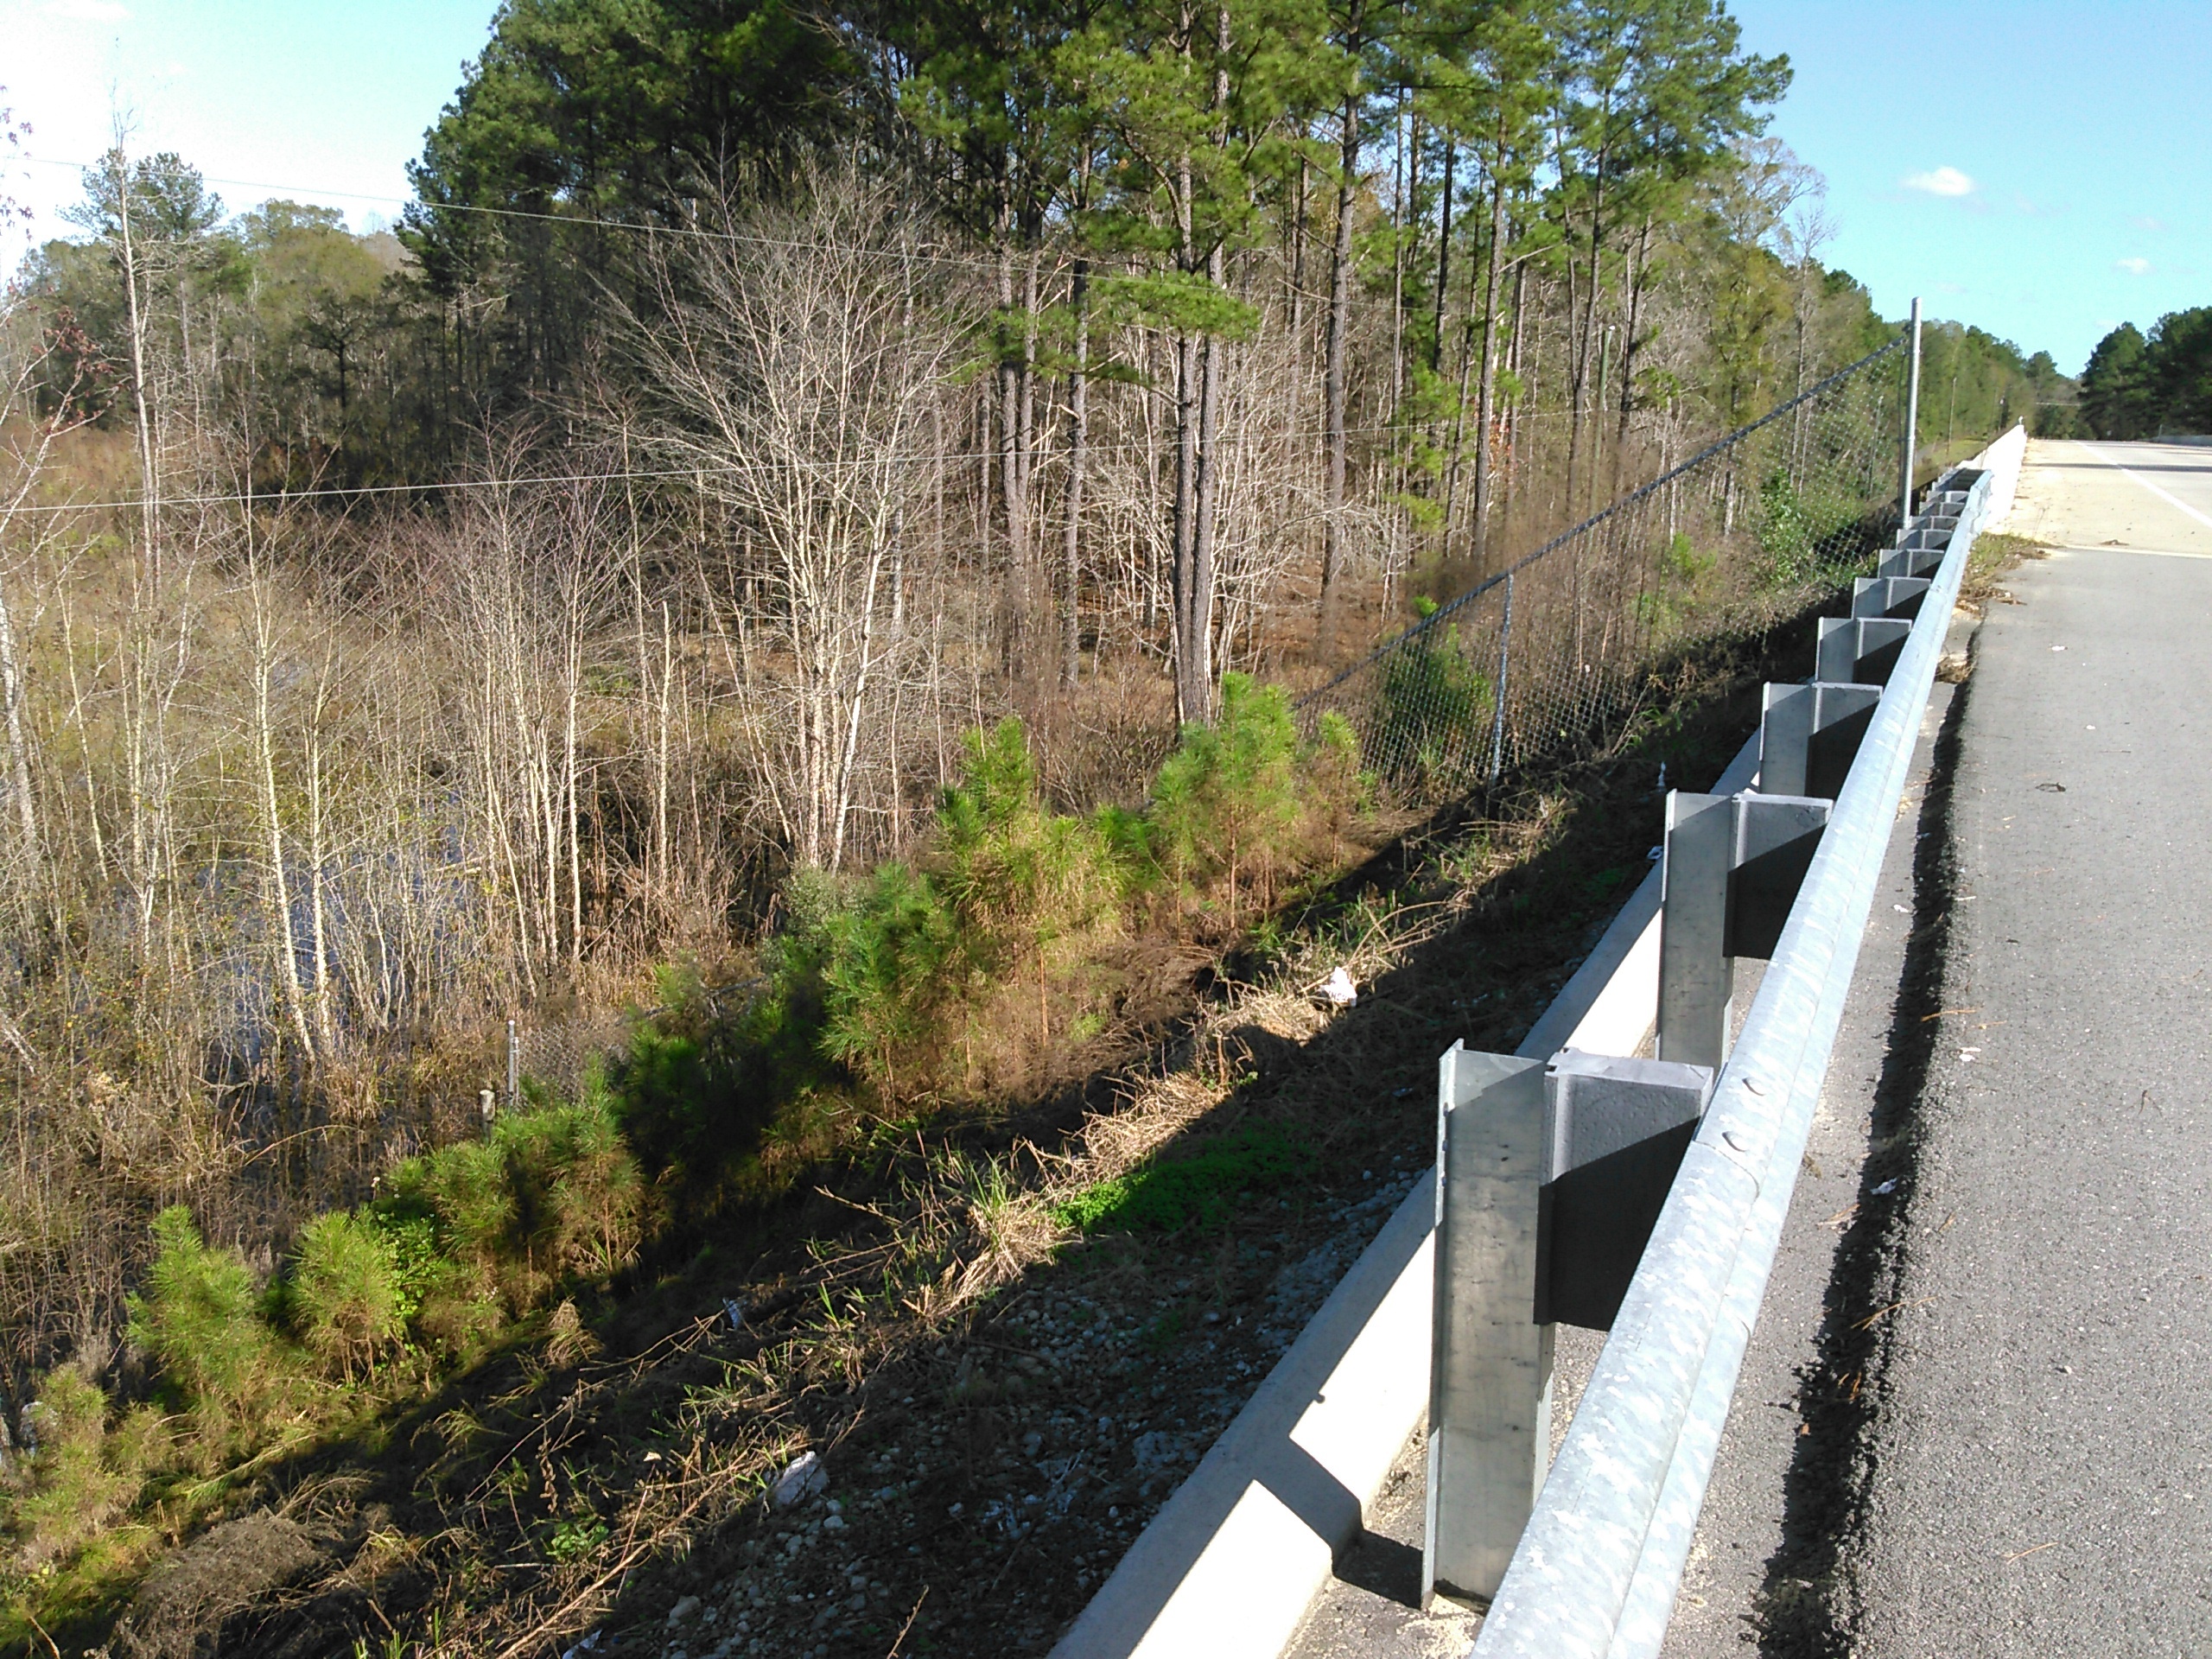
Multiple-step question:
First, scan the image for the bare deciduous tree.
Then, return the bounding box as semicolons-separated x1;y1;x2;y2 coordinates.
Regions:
620;164;966;869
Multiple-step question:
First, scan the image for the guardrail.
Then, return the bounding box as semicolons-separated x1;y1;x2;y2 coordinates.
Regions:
1462;460;1998;1657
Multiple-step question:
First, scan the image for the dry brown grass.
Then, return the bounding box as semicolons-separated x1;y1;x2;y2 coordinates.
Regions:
1961;530;2051;604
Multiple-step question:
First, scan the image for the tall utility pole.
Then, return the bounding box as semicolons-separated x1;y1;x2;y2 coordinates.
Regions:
1899;296;1923;524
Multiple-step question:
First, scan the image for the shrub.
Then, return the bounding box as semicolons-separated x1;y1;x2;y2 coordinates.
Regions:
380;1083;644;1319
610;1015;769;1209
126;1208;287;1456
613;942;836;1202
1637;532;1719;637
817;862;963;1089
1372;607;1491;791
381;1138;514;1286
933;717;1127;959
6;1367;144;1567
1149;674;1303;918
1303;711;1370;855
1758;470;1815;585
497;1088;645;1285
286;1211;408;1380
818;718;1127;1092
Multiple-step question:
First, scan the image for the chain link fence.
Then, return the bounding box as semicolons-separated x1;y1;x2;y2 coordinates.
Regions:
497;342;1909;1108
500;977;769;1114
1296;339;1910;799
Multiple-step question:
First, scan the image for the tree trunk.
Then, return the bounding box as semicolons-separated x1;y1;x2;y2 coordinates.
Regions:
997;236;1028;670
1614;213;1653;494
1193;283;1224;716
1186;6;1232;716
1019;246;1040;667
1503;258;1529;535
307;662;334;1046
1565;133;1610;516
1319;86;1359;643
115;154;161;584
1469;151;1511;569
1431;136;1453;376
1064;257;1089;688
0;564;38;867
249;569;315;1065
657;601;672;894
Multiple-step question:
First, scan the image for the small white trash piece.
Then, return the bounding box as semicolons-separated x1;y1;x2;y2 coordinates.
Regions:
772;1450;827;1508
1320;966;1358;1007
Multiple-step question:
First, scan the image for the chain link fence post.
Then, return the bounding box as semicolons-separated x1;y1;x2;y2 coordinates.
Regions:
1489;572;1515;783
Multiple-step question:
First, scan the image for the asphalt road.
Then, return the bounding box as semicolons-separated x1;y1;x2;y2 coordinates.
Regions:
1835;441;2212;1654
2005;436;2212;557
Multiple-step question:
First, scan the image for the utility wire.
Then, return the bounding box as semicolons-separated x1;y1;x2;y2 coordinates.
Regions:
7;423;1432;516
20;152;1020;275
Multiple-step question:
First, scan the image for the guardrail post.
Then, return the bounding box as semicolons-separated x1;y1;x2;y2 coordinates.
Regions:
1427;1046;1717;1603
1815;615;1914;687
1426;1043;1550;1604
1759;683;1881;800
1657;791;1833;1070
1878;543;1942;581
1850;575;1930;620
1535;1051;1713;1331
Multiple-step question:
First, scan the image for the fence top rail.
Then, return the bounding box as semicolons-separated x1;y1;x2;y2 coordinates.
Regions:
1295;333;1910;710
1467;463;1991;1659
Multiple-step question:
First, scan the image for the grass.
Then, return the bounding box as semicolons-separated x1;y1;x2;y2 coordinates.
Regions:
1052;1126;1318;1236
1961;530;2050;601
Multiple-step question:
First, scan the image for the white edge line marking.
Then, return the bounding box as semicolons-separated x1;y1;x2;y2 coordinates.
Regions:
2075;441;2212;531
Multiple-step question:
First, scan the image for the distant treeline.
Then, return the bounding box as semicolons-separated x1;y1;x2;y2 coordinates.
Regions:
2078;309;2212;440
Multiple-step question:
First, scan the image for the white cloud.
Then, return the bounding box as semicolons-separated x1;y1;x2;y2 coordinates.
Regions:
44;0;129;17
2116;257;2152;276
2133;215;2167;232
1901;166;1976;198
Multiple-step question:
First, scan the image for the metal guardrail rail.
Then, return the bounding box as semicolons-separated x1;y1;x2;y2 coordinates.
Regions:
1464;464;1995;1658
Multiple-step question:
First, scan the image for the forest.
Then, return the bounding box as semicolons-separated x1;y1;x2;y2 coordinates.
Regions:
2077;308;2212;439
0;0;2067;1646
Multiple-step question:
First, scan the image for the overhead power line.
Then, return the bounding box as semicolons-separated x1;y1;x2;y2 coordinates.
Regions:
6;424;1430;517
17;153;1007;275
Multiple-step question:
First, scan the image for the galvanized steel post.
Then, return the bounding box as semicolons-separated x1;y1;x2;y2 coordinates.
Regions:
1489;574;1515;783
1900;296;1923;523
1425;1044;1552;1602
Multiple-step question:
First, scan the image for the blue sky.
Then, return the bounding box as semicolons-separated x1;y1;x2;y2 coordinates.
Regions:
1730;0;2211;371
0;0;493;243
3;0;2206;375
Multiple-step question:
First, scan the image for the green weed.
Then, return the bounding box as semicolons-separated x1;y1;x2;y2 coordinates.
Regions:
1052;1126;1317;1236
545;1515;608;1563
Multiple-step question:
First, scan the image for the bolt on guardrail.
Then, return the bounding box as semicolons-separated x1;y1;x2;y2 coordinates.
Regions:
1422;439;1995;1649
